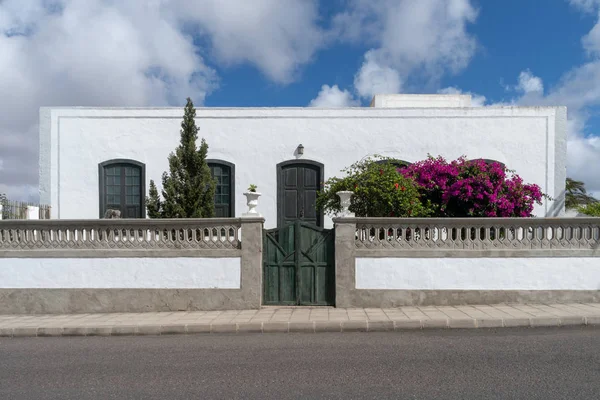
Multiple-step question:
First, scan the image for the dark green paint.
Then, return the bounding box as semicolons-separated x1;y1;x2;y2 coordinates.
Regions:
207;160;235;218
263;221;335;306
276;160;324;228
98;159;146;219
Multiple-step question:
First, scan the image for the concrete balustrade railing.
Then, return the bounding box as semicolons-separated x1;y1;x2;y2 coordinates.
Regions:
0;218;258;257
350;217;600;255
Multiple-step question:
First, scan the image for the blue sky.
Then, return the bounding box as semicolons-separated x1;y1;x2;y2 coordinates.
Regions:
1;0;600;200
207;0;593;108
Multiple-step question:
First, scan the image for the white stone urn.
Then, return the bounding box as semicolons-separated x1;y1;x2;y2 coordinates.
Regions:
26;205;40;220
336;191;355;218
243;192;262;217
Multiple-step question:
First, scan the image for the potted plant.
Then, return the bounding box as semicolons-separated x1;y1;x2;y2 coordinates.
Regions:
243;184;261;216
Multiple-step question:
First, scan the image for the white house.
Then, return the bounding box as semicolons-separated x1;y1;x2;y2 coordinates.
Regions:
39;94;567;228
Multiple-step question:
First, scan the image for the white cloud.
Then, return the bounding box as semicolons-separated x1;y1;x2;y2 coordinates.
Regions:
566;130;600;194
583;20;600;56
353;50;403;99
309;85;359;107
516;70;544;94
569;1;600;57
500;69;544;100
438;86;486;107
497;65;600;195
440;59;600;196
568;0;600;14
0;0;217;201
530;1;600;196
311;0;478;104
174;0;326;84
0;0;327;201
544;72;600;195
332;0;478;98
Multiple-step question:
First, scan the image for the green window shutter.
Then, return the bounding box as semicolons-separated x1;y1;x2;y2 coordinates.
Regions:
99;160;146;218
208;160;235;218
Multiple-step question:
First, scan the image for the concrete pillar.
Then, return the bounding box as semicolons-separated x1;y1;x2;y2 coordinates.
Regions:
26;206;40;220
0;204;3;220
240;217;264;308
333;217;357;308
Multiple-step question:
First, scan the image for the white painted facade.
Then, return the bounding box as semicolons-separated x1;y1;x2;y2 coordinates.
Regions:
0;257;241;289
39;94;567;228
369;94;473;108
355;258;600;291
565;208;586;217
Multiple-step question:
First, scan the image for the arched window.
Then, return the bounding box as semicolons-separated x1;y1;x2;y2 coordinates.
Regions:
98;159;146;218
375;159;412;169
207;160;235;218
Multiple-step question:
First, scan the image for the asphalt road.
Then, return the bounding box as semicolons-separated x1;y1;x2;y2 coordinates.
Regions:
0;327;599;399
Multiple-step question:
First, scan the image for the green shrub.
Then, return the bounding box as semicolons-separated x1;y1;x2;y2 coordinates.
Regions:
317;157;433;217
577;202;600;217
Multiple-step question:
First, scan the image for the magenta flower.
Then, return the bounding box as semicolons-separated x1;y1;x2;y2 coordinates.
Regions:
400;155;545;218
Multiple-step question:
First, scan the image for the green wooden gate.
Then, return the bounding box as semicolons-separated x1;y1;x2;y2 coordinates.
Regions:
263;221;335;306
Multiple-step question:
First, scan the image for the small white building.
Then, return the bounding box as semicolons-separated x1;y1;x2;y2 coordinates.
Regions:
39;94;567;228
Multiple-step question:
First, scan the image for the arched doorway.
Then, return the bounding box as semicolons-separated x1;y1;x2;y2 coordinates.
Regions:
276;160;324;228
264;159;334;306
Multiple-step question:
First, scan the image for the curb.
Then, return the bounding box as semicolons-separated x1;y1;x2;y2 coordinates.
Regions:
0;316;598;337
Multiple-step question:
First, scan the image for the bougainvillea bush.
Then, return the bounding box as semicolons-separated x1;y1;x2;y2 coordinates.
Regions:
400;156;546;217
318;155;547;218
316;157;433;218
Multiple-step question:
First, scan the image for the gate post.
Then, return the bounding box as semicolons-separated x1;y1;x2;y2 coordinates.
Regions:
333;217;356;308
240;217;265;308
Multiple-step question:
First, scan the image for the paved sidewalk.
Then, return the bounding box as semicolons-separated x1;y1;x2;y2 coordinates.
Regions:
1;303;600;337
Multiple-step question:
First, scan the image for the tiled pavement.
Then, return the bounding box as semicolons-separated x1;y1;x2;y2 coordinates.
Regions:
1;303;600;337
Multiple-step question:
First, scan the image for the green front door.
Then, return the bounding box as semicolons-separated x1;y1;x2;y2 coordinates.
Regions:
277;161;323;228
263;221;335;306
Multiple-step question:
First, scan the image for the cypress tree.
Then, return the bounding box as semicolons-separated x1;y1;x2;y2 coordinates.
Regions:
146;98;216;218
146;181;161;218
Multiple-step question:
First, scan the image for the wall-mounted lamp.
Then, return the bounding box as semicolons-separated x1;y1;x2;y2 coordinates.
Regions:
297;144;304;155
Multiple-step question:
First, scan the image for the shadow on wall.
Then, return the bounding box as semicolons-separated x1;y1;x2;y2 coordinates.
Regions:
547;189;566;217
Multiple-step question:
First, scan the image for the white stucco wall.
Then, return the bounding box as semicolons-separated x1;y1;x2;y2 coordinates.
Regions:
39;105;567;228
564;209;586;217
0;257;241;289
355;258;600;290
370;94;472;108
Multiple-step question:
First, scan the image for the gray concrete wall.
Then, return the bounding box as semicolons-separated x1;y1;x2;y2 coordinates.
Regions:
3;216;600;313
0;218;264;314
334;218;600;307
0;288;257;314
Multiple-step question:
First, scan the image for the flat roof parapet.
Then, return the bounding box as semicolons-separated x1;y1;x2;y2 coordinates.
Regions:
370;94;472;108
